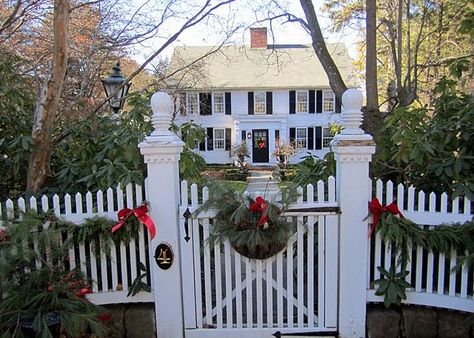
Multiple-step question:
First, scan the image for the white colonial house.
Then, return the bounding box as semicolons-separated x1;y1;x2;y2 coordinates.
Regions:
168;27;358;165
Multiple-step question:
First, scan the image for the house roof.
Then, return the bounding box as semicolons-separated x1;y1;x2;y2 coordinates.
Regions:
167;43;358;91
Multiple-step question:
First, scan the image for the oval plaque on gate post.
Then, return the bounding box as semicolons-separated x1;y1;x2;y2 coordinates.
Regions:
154;243;173;270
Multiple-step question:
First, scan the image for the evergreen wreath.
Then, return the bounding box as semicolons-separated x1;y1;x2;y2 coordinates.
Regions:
195;182;299;259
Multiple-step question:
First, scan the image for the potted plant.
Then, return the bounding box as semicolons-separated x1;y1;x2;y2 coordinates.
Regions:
230;142;250;172
195;183;298;259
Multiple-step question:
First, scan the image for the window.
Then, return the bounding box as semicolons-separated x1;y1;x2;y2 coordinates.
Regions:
213;92;224;114
323;127;333;147
296;91;308;112
254;92;266;114
296;127;307;148
214;128;225;150
323;90;335;113
186;93;199;115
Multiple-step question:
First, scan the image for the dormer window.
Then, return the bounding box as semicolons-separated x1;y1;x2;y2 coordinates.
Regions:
323;90;335;113
186;93;199;115
254;91;266;114
296;91;308;113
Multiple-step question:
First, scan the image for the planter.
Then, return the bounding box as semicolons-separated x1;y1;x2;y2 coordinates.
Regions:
232;240;286;260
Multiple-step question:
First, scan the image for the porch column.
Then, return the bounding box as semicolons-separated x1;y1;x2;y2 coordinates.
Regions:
331;89;375;338
139;92;185;338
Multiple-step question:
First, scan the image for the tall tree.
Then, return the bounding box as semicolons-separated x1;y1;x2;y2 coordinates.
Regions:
26;0;70;192
299;0;348;103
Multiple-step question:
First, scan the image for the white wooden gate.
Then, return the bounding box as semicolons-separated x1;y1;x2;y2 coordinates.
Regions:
179;182;339;337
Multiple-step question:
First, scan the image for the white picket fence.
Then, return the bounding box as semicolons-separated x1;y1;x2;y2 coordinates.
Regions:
367;179;474;312
0;183;153;305
1;178;473;314
178;178;339;336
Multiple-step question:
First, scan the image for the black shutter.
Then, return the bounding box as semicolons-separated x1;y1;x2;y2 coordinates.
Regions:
307;127;314;150
207;127;213;150
316;90;323;114
309;90;315;114
241;130;246;141
335;94;341;113
179;93;186;115
200;93;212;115
225;92;232;115
248;92;254;115
289;128;296;144
225;128;232;151
266;92;273;115
289;90;296;114
315;126;322;150
275;130;280;141
199;141;205;151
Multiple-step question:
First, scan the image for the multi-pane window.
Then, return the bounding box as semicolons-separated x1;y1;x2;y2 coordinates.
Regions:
323;128;334;147
213;92;224;114
323;90;335;113
296;127;307;148
254;92;266;114
214;128;225;150
186;93;199;115
296;91;308;112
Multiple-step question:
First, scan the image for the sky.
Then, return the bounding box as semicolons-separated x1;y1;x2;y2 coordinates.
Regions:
128;0;361;66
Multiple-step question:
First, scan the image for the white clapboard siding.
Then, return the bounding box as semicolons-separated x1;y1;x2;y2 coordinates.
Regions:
368;179;474;312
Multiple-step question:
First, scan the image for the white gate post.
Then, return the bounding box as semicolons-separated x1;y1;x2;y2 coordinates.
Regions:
331;89;375;338
139;92;185;338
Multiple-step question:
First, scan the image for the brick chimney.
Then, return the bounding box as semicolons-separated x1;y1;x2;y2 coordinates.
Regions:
250;27;267;49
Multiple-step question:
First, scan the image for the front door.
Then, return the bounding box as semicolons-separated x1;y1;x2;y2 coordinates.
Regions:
252;129;269;163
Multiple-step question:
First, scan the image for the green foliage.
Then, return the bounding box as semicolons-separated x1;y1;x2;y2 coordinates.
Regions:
291;152;335;187
375;64;474;200
170;121;207;183
377;214;474;270
0;53;35;198
127;262;150;297
52;91;153;193
374;266;411;308
0;213;109;337
195;182;299;258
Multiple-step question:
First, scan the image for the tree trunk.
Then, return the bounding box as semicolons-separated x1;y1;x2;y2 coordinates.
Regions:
363;0;381;135
299;0;347;106
26;0;69;193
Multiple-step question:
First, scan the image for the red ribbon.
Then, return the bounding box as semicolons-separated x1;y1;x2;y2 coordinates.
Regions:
112;204;156;239
249;196;269;228
368;198;404;237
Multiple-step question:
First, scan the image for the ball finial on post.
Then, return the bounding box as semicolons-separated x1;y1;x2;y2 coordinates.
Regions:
341;89;364;135
149;91;175;138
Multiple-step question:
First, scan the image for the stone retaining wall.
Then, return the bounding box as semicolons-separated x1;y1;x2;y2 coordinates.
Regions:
367;304;474;338
104;303;156;338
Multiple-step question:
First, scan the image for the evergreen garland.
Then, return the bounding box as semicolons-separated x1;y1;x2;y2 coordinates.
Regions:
0;213;110;337
195;182;299;259
376;213;474;270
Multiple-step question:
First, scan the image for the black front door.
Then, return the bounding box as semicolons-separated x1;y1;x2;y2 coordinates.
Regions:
252;129;269;163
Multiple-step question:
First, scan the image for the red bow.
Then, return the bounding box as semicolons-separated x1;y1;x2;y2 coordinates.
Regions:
249;196;268;228
112;204;156;239
368;198;404;237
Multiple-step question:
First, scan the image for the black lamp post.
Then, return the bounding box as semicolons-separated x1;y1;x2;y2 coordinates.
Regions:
101;61;131;114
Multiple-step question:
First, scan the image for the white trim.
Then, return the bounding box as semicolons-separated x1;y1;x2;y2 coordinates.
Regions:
213;128;226;150
322;90;335;113
212;92;224;114
296;127;307;149
296;90;308;113
254;91;266;114
367;290;474;313
186;93;199;115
